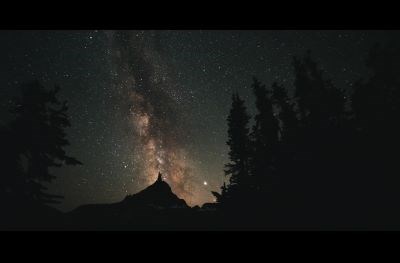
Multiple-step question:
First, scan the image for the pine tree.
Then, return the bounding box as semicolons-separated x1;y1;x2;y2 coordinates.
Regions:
350;44;400;217
292;51;345;128
250;78;280;192
292;51;346;165
271;82;299;192
291;51;349;217
214;93;251;207
5;81;82;204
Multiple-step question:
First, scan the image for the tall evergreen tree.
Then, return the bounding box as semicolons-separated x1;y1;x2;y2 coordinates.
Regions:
3;81;82;204
350;43;400;218
214;93;251;207
292;51;347;164
250;78;280;191
290;51;351;222
270;82;299;194
293;51;345;128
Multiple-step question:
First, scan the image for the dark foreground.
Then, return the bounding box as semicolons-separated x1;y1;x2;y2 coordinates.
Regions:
3;174;400;231
3;200;400;231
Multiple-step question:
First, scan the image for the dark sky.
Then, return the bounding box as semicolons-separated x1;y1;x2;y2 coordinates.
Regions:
1;30;399;212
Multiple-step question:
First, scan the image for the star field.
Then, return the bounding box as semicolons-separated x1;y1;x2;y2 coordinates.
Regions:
0;30;399;211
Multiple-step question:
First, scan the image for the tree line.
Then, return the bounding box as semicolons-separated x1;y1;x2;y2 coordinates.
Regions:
215;44;400;227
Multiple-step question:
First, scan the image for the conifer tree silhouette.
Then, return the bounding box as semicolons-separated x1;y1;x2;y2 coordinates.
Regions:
250;78;280;194
1;80;82;205
350;43;400;222
214;93;251;209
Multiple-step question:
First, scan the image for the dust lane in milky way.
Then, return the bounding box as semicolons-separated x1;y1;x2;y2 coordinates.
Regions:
106;30;214;206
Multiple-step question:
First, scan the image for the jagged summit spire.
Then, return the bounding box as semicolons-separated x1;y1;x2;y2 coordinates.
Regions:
119;171;188;209
157;172;163;182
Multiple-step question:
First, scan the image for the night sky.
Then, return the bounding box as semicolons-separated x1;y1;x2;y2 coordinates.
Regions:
1;30;399;212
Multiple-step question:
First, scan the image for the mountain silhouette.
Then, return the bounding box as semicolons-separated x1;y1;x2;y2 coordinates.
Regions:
121;172;189;209
65;172;196;229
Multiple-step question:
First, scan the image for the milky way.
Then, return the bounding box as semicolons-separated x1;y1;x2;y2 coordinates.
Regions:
106;30;207;206
1;30;396;211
